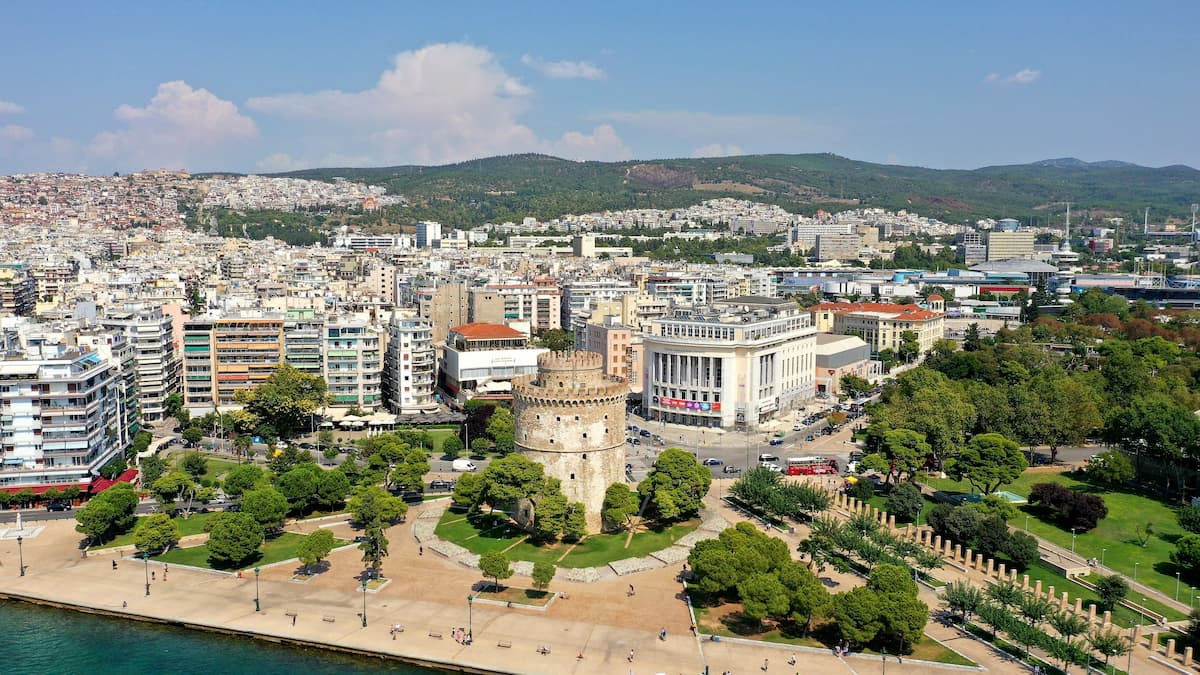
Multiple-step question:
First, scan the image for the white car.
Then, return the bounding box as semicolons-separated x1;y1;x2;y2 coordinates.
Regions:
792;424;804;431
760;462;782;473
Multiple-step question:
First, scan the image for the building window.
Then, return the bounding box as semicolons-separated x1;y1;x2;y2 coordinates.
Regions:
582;453;587;460
569;473;575;480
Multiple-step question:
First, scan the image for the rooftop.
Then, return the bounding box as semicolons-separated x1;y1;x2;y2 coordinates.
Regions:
808;301;941;321
450;322;525;340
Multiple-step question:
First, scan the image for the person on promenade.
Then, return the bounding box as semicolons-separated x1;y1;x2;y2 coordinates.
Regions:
628;648;635;662
112;560;118;570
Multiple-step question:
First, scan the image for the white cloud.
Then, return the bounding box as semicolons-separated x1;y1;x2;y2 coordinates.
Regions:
550;125;631;161
520;54;606;80
248;42;628;165
0;125;34;142
984;69;1042;85
0;100;25;115
692;143;744;158
90;81;258;169
255;152;310;173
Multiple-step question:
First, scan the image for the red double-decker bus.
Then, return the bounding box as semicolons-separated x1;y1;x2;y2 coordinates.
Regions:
786;456;838;475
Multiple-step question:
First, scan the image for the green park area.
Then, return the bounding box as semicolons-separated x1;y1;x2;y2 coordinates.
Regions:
105;512;219;549
434;507;698;568
152;531;348;571
923;469;1189;619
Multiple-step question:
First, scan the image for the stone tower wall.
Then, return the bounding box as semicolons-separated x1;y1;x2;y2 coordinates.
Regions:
514;351;627;532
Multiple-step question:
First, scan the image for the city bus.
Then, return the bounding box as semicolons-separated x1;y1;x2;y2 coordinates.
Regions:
786;456;839;476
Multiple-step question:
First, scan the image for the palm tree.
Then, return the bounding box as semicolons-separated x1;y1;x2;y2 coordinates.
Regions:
941;581;985;624
1086;629;1130;675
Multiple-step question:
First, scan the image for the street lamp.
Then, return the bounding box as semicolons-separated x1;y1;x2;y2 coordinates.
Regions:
1071;528;1077;554
254;566;261;612
1178;572;1183;601
16;535;24;577
1101;548;1107;568
467;593;474;640
1025;515;1030;532
882;647;887;675
143;552;150;596
1134;562;1139;583
361;578;368;627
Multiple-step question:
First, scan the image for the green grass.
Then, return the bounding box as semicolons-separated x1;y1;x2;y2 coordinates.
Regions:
152;532;347;571
105;512;219;548
1017;561;1182;626
476;586;554;606
198;459;239;481
434;508;700;568
922;468;1190;613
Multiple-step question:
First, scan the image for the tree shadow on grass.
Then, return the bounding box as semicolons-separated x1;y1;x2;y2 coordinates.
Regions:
293;559;331;576
720;611;773;637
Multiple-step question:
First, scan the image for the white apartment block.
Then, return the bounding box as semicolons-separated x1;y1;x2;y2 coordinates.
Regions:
642;297;817;431
99;307;180;422
324;322;383;409
0;343;130;489
383;314;437;413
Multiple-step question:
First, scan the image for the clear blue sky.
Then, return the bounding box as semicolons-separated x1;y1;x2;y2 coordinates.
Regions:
1;0;1196;173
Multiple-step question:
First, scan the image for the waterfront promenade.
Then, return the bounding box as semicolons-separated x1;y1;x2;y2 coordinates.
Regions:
0;499;998;675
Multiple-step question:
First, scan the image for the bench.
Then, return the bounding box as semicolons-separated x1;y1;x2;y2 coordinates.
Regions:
321;616;335;623
496;640;512;648
285;612;297;618
537;645;551;655
428;631;443;639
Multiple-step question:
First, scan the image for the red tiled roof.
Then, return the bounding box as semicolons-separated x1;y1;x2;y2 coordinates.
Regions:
808;302;941;320
0;469;137;496
89;468;140;493
450;322;525;340
928;294;944;301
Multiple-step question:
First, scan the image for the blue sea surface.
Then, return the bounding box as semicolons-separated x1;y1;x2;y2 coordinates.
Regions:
0;599;445;674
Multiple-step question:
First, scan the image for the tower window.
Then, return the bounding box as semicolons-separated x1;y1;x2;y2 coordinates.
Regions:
582;433;587;438
582;453;587;460
570;473;575;480
549;438;555;444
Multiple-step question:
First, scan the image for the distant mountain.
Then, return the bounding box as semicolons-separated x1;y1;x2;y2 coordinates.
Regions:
270;152;1200;226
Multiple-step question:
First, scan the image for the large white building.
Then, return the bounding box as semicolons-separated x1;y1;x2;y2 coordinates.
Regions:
440;323;548;403
383;313;437;413
323;321;383;409
642;297;817;431
99;306;180;422
0;343;130;489
416;221;442;249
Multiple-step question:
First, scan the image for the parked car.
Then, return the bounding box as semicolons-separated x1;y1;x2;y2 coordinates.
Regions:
400;491;424;504
758;453;780;463
451;459;477;472
46;501;71;512
768;439;784;446
805;434;816;442
631;438;641;445
701;458;723;466
722;465;742;474
429;479;455;491
639;429;652;437
225;503;242;513
792;424;804;431
630;425;639;432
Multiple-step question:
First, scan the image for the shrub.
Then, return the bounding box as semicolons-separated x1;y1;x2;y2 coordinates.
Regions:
1028;482;1107;531
848;478;874;501
1178;505;1200;535
885;482;924;523
1004;532;1040;571
927;504;981;546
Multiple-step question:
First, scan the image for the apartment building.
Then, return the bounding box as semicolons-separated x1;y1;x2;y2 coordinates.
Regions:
580;315;643;392
440;323;548;403
99;307;180;422
182;316;285;412
324;321;382;409
808;301;945;358
0;265;36;317
814;233;863;262
383;313;437;413
0;343;130;489
986;231;1036;261
416;221;442;249
642;297;817;431
417;282;469;347
282;310;324;378
469;284;563;332
560;280;638;328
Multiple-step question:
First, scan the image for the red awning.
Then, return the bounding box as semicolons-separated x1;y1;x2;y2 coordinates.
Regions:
88;468;140;493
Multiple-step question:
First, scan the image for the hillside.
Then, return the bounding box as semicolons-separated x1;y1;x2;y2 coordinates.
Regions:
272;153;1200;227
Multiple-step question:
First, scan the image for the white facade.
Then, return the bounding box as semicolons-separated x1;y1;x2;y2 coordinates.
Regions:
0;345;129;488
441;345;547;399
416;221;442;249
99;307;180;422
642;299;817;431
384;314;437;413
324;322;383;409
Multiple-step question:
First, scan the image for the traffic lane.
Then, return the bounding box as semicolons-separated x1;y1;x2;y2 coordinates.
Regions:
0;501;159;524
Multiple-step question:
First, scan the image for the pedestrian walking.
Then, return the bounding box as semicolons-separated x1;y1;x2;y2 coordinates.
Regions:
627;648;635;662
660;626;667;640
762;657;769;671
122;600;127;608
418;546;423;556
151;571;156;581
628;583;635;596
292;614;296;626
112;560;118;570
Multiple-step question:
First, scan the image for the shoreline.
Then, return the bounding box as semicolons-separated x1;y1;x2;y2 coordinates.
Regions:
0;589;507;675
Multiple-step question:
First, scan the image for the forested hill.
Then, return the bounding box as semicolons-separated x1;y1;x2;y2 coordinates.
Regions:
271;153;1200;227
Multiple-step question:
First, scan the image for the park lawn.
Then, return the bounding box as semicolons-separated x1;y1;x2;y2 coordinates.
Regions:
153;532;346;570
434;509;526;555
1017;561;1174;627
560;519;701;568
198;459;240;481
106;511;219;548
476;586;554;607
922;468;1189;611
865;494;939;527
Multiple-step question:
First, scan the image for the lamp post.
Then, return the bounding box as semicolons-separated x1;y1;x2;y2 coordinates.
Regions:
1071;527;1077;554
143;552;150;596
16;535;24;577
254;566;261;612
361;578;368;627
467;593;474;640
1134;562;1139;583
1101;548;1107;568
882;647;887;675
1025;515;1030;533
1140;598;1147;626
1178;572;1182;601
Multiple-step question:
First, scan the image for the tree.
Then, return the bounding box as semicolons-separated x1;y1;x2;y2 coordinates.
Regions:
963;323;982;352
531;561;557;591
233;433;253;460
885;481;924;523
689;539;743;596
637;448;711;522
469;437;490;456
348;485;408;529
738;573;791;623
99;457;127;480
537;329;574;352
777;560;830;634
479;454;545;508
182;426;204;448
1086;629;1130;674
222;464;264;497
234;364;330;439
1004;532;1040;571
359;525;389;577
134;513;181;554
563;502;587;541
242;486;289;531
486;406;515;453
317;429;334;448
206;512;264;567
941;580;985;624
151;472;197;509
275;464;321;513
297;529;336;573
315;469;351;510
164;392;185;419
945;433;1027;495
464;399;497;444
451;472;486;510
926;504;981;546
1179;505;1200;535
835;586;883;647
898;330;920;363
1172;535;1200;575
1095;574;1128;612
1086;450;1134;486
840;374;872;398
442;435;465;458
1028;483;1107;531
74;483;139;543
140;455;167;486
479;551;513;591
602;483;640;531
1049;610;1090;644
181;451;208;479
